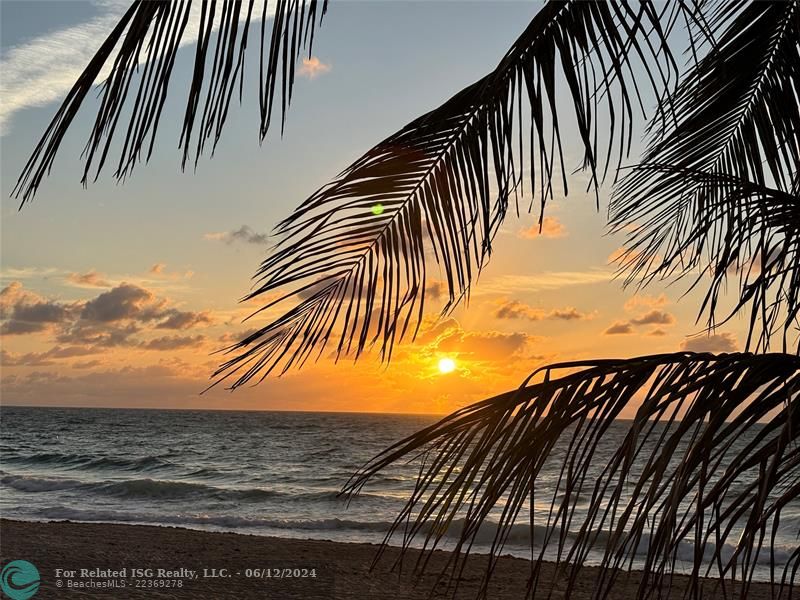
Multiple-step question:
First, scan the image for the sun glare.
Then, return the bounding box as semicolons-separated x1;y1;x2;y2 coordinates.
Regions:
438;357;456;374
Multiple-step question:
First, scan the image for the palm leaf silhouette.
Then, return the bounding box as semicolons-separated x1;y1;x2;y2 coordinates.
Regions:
12;0;328;205
344;352;800;599
611;0;800;353
11;1;800;598
212;0;682;387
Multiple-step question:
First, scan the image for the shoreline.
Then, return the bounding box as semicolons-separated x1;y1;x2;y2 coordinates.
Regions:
1;519;790;599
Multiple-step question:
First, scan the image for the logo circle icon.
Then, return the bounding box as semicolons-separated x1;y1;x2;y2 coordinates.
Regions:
0;561;40;600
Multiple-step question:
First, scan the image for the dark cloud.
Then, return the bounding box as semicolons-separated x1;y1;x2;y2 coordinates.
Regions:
204;225;269;245
604;321;634;335
494;299;540;320
3;281;214;357
1;320;51;335
425;280;446;301
680;333;738;353
0;282;76;335
78;283;210;331
57;322;141;347
80;284;161;322
494;299;589;322
602;307;675;337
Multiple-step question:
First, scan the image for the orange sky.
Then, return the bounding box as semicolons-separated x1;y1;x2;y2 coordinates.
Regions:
0;2;749;414
0;201;747;414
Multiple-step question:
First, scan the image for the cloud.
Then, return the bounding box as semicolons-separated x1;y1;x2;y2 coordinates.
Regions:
57;321;141;347
604;321;634;335
0;282;76;335
476;270;612;295
680;333;738;353
298;56;331;80
493;299;590;321
518;216;567;240
410;318;538;367
58;283;211;346
77;283;210;330
1;345;98;367
549;307;587;320
0;2;275;135
66;270;111;288
437;329;533;361
80;284;162;322
218;327;262;345
146;263;194;281
72;360;103;370
624;294;668;311
0;2;128;134
1;281;213;351
155;310;212;330
1;349;54;367
414;317;461;345
425;280;446;301
629;310;675;326
601;303;675;336
1;320;51;335
204;225;269;245
142;334;206;351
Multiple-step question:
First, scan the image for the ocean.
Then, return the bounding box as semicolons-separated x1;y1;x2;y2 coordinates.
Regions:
1;406;798;581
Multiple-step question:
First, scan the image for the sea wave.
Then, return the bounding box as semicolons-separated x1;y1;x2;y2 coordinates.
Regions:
0;473;397;505
24;507;798;569
2;451;172;472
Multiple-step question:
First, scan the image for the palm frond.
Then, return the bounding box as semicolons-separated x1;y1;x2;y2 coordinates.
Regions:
610;0;800;353
343;352;800;600
212;0;684;388
12;0;328;205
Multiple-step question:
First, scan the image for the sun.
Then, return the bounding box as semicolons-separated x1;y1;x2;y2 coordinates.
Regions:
437;357;457;374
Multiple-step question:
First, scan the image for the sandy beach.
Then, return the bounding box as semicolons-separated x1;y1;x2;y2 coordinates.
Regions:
0;519;790;599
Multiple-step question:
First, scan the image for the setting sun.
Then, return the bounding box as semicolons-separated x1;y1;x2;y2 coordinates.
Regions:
437;357;457;374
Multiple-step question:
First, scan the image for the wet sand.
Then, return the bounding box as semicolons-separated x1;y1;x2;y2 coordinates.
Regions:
0;519;789;599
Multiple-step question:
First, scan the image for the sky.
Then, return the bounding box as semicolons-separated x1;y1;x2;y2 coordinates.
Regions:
0;1;748;414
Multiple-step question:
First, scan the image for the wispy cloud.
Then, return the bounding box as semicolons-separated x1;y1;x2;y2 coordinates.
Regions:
0;1;273;135
624;293;668;311
66;270;111;288
204;225;269;246
475;270;612;295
